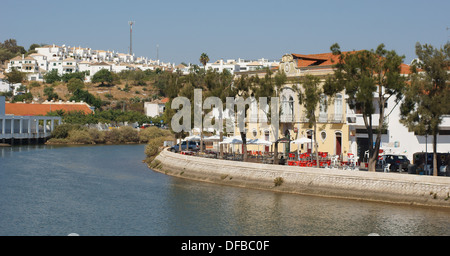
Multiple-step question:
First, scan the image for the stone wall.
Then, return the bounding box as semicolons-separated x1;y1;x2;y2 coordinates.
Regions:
153;148;450;209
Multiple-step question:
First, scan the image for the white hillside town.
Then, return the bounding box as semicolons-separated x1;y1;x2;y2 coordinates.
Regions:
4;43;279;83
5;44;176;82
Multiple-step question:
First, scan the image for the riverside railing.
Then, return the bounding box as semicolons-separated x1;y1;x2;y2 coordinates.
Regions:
0;115;62;140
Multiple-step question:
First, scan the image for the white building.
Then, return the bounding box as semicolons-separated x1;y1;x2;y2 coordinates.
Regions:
90;62;111;75
6;55;45;81
48;59;63;75
346;89;450;163
205;59;239;74
35;44;63;60
144;98;169;117
62;57;77;74
205;58;280;74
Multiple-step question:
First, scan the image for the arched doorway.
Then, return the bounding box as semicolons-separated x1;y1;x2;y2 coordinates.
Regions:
335;131;342;157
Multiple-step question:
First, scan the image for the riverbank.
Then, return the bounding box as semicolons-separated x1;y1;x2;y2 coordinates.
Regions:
151;148;450;209
45;125;172;145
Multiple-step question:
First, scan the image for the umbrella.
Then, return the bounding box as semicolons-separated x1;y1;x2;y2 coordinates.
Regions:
203;135;227;141
248;138;272;146
184;135;202;141
219;136;243;144
290;137;315;159
291;137;313;144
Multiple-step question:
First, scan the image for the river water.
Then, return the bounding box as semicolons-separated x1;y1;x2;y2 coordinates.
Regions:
0;144;449;236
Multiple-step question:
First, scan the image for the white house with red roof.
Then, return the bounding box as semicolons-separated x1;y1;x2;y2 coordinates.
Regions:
144;98;169;117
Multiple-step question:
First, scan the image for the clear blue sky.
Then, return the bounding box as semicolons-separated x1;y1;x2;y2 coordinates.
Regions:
1;0;449;65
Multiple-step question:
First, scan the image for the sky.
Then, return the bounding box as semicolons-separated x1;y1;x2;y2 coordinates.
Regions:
1;0;449;65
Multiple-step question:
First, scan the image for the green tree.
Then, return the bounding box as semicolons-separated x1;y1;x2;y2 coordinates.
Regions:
0;39;26;64
325;43;406;172
92;69;113;86
27;43;41;55
44;69;61;84
295;75;323;166
4;68;26;84
43;86;59;100
400;42;450;176
70;89;102;109
61;71;85;83
67;78;85;93
0;48;15;64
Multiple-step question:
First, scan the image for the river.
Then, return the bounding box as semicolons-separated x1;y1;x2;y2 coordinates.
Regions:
0;144;449;236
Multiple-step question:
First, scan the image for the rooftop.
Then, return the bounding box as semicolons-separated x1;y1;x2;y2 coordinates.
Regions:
5;101;93;116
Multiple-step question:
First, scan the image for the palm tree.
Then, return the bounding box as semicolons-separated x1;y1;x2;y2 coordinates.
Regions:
199;53;209;71
198;53;209;152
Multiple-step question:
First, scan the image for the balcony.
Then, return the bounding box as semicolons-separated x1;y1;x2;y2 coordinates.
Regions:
329;113;344;123
299;115;309;123
280;114;293;123
318;113;328;123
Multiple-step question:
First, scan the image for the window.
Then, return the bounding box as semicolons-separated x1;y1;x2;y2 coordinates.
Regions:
289;96;294;117
321;131;327;142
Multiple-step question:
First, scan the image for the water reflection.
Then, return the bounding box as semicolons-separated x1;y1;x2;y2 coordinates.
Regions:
166;176;450;236
0;144;449;236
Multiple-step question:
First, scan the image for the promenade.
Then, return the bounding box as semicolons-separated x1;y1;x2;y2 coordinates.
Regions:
153;148;450;209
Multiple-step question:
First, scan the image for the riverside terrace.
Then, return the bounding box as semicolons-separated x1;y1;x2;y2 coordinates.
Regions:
171;135;450;176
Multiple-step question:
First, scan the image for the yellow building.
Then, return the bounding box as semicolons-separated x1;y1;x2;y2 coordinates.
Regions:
241;51;354;161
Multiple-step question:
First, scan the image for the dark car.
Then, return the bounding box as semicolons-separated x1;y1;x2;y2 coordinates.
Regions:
170;141;204;152
382;154;410;172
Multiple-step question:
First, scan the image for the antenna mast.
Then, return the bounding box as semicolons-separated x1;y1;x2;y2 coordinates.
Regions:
129;21;134;55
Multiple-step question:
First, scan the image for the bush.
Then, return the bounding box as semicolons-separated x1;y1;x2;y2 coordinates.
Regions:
119;126;139;143
104;126;139;144
274;177;284;187
139;126;172;143
88;128;105;144
51;124;82;139
68;129;92;144
29;81;41;88
145;136;172;163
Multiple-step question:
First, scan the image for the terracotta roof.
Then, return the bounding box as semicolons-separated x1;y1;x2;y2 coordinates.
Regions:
5;102;93;116
91;62;110;66
292;51;412;74
400;63;412;74
292;51;356;68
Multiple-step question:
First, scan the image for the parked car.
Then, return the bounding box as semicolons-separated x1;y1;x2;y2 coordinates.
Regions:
170;141;204;152
381;154;410;172
140;124;151;129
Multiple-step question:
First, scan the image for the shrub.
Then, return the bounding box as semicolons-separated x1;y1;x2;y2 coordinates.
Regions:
274;177;284;187
104;126;139;144
119;126;139;143
139;126;172;143
29;81;41;88
68;129;92;144
88;128;105;144
145;136;170;163
105;128;122;144
51;124;82;139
